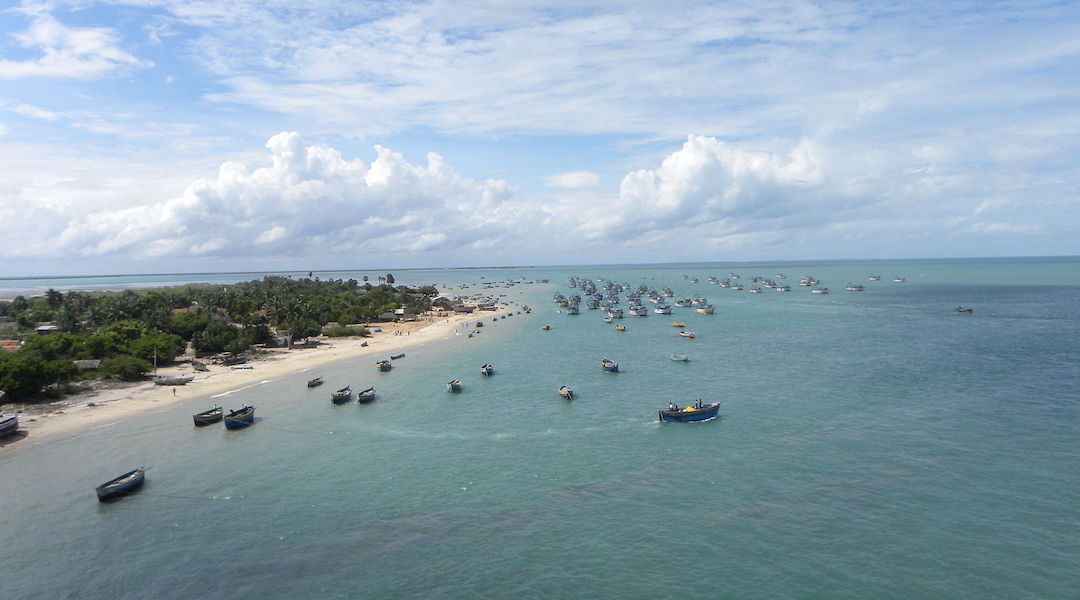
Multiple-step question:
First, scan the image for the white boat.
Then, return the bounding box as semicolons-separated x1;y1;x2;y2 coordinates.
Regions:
695;304;715;314
893;276;906;283
654;304;672;314
845;284;864;292
811;287;830;294
607;308;624;319
0;414;18;438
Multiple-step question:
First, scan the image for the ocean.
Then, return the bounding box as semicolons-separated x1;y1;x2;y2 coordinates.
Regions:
2;258;1078;599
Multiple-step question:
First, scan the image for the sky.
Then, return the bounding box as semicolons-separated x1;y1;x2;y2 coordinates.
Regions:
1;0;1078;277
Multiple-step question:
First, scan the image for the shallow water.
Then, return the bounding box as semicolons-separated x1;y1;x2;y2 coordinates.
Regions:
2;258;1079;598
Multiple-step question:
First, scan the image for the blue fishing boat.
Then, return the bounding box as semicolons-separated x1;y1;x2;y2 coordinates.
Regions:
670;353;690;361
95;467;146;501
331;386;352;404
658;400;720;423
224;405;255;429
601;358;619;372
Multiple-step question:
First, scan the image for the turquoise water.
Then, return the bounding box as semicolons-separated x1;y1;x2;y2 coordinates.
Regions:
2;258;1079;598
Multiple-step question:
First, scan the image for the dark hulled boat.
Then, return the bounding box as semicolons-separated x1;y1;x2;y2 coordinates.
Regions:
192;406;223;426
307;376;324;387
331;386;352;404
96;467;146;501
559;386;574;400
357;386;376;404
376;360;393;372
658;400;720;423
447;380;462;393
601;358;619;373
481;363;494;376
224;405;255;429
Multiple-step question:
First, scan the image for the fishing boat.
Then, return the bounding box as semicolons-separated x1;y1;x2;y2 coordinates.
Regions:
868;275;881;281
956;306;974;313
671;322;686;328
0;414;18;438
447;380;462;393
559;386;574;400
231;365;253;370
670;354;690;361
481;363;494;376
192;406;223;426
307;376;324;388
654;304;672;314
357;386;376;403
95;467;146;502
679;331;696;339
658;400;721;423
695;304;715;314
845;284;864;292
376;360;392;372
540;324;551;330
893;276;906;283
811;287;830;294
224;405;255;429
601;358;619;373
153;375;194;386
192;360;209;372
331;386;352;404
390;353;406;360
603;316;613;324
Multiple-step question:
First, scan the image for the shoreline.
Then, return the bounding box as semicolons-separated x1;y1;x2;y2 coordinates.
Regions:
1;309;497;450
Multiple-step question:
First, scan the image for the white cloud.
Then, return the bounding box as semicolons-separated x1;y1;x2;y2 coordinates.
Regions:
45;132;527;262
546;171;599;188
0;14;149;79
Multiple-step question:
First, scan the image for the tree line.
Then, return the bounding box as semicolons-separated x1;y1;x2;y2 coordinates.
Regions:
0;275;435;402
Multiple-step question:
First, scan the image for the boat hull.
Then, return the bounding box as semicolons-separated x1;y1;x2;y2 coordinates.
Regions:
658;403;720;422
96;468;146;501
357;388;376;404
224;407;255;429
192;407;223;426
0;415;18;438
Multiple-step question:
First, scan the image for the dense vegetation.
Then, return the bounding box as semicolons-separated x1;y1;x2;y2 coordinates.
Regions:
0;275;435;402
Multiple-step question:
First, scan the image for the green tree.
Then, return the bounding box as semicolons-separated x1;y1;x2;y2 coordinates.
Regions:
0;352;49;400
385;273;395;284
100;355;153;381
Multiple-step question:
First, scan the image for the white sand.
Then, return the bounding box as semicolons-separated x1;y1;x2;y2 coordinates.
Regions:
4;311;490;446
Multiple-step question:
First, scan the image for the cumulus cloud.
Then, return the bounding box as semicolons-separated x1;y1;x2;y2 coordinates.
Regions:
567;135;826;242
51;132;525;262
0;14;149;79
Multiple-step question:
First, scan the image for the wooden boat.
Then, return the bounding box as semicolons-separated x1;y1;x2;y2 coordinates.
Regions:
331;386;352;404
224;405;255;429
956;306;973;313
679;331;696;338
671;322;685;328
658;400;720;423
601;358;619;373
603;316;613;324
390;353;406;360
376;360;392;372
559;386;574;400
192;406;223;426
670;354;690;361
307;376;324;388
447;380;462;393
475;321;484;327
153;375;194;386
0;414;18;438
481;363;494;376
614;325;626;332
357;386;376;404
95;467;146;502
192;360;209;372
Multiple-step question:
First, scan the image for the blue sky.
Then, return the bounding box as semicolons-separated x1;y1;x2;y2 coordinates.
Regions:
1;0;1078;277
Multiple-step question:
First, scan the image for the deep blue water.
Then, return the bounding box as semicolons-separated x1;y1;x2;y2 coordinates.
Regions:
2;258;1079;599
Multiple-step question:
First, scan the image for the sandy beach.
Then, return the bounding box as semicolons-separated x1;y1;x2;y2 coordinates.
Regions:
2;310;492;447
